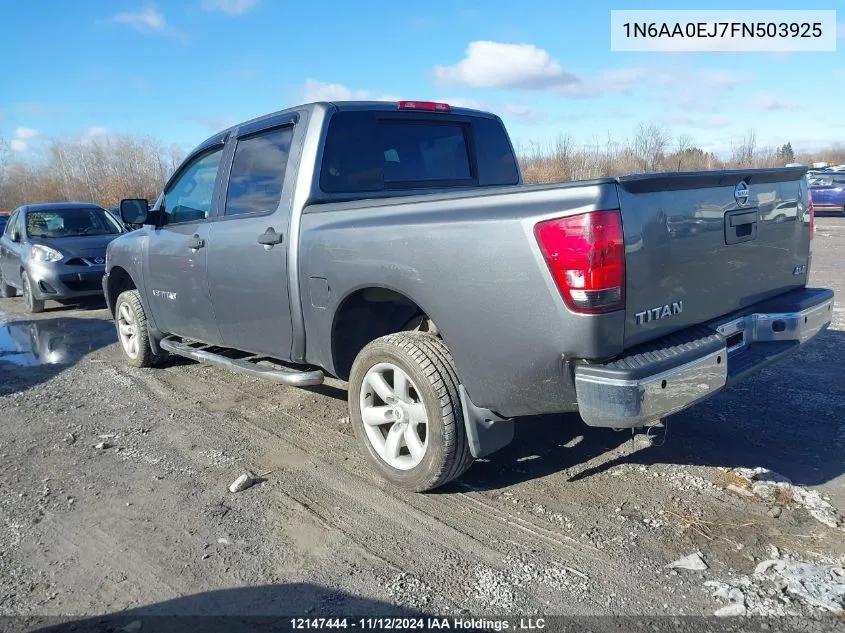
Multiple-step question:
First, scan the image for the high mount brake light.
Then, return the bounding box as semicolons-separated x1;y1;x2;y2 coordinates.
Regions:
534;210;626;314
397;101;451;112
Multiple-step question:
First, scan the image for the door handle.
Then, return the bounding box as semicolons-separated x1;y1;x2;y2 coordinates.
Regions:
257;227;283;246
190;235;205;250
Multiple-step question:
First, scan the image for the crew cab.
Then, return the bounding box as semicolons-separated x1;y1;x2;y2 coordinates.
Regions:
103;100;834;491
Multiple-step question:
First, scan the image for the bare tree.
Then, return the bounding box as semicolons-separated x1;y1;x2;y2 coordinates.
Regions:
731;128;758;168
675;134;694;155
0;132;185;209
632;123;668;172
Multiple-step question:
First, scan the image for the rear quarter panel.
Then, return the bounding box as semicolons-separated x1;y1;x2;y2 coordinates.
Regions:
298;182;625;418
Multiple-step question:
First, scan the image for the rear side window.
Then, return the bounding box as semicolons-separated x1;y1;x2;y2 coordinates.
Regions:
224;126;294;216
320;111;519;194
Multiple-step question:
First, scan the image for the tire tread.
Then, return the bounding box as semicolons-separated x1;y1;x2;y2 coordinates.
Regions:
349;332;473;492
115;290;167;368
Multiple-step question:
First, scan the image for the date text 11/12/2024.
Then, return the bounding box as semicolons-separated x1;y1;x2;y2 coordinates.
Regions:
289;617;547;630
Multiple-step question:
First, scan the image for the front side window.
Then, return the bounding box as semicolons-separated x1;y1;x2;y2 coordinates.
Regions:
224;126;294;216
25;208;123;238
162;147;224;225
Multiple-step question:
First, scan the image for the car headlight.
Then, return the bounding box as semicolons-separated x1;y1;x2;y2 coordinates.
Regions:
31;244;64;262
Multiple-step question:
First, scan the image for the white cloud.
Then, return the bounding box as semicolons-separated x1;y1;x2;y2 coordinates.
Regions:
553;67;650;98
111;5;187;42
433;41;579;90
112;6;165;30
656;114;732;129
14;103;61;117
15;127;38;139
600;68;648;90
435;97;486;110
662;68;742;111
201;0;261;16
431;41;741;104
752;94;801;112
83;126;108;140
302;79;399;103
697;69;741;91
9;127;38;152
500;103;545;122
187;115;238;131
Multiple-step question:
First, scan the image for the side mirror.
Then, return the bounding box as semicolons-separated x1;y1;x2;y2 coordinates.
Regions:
11;230;21;243
120;199;149;226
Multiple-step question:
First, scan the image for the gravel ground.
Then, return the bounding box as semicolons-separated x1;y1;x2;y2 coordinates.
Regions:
0;217;844;623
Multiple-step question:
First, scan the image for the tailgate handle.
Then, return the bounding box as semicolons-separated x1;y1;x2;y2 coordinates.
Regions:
730;212;756;227
724;209;758;245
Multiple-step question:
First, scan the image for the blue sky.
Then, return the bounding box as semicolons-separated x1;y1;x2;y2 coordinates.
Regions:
0;0;842;159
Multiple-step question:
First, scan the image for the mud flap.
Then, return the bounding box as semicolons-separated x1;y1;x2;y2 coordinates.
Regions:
459;385;515;459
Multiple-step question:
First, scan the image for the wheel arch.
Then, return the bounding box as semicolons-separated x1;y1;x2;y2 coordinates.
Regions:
330;283;445;382
105;266;139;318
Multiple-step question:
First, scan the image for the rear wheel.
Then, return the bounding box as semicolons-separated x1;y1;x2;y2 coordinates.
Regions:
348;332;473;492
21;272;44;313
114;290;168;368
0;268;16;298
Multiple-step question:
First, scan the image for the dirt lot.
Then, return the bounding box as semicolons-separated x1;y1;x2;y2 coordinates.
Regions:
1;218;844;622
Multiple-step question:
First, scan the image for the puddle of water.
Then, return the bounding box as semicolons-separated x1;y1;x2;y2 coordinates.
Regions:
0;311;114;367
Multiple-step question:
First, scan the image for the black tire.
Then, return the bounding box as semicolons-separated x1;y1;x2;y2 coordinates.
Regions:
114;289;168;368
348;332;474;492
0;267;16;298
21;272;44;313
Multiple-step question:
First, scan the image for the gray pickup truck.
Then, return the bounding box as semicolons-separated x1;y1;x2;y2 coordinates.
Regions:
104;100;834;491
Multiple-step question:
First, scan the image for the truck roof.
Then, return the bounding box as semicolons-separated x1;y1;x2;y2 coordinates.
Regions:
196;100;498;153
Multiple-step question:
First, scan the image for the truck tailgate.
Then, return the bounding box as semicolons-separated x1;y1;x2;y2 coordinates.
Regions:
617;168;812;348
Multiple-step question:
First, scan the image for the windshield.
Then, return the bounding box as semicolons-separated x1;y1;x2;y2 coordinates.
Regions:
25;207;123;238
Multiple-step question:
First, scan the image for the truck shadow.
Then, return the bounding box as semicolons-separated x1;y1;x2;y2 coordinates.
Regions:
458;328;845;490
0;315;116;397
21;584;433;633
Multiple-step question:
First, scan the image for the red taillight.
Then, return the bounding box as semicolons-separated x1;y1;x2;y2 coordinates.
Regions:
808;191;815;240
534;210;626;314
397;100;451;112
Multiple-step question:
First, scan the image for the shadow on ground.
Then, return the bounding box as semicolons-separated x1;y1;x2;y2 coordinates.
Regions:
18;584;433;633
455;328;845;491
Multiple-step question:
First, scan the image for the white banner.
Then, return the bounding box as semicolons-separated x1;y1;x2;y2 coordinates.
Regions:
610;10;837;52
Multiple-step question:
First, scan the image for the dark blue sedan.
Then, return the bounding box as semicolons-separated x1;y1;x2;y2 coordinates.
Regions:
809;173;845;214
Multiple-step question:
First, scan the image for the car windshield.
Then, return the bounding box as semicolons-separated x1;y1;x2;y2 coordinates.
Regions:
25;207;123;238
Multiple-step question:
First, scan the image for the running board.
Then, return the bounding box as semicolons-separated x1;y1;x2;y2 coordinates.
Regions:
158;337;325;387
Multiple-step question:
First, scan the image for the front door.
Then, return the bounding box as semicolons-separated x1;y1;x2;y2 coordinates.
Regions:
144;144;226;344
206;122;296;358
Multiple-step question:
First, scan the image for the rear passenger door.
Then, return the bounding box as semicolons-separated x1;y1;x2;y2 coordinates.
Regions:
206;117;297;359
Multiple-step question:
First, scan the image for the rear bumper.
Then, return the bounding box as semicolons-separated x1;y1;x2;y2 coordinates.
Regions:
574;287;834;428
